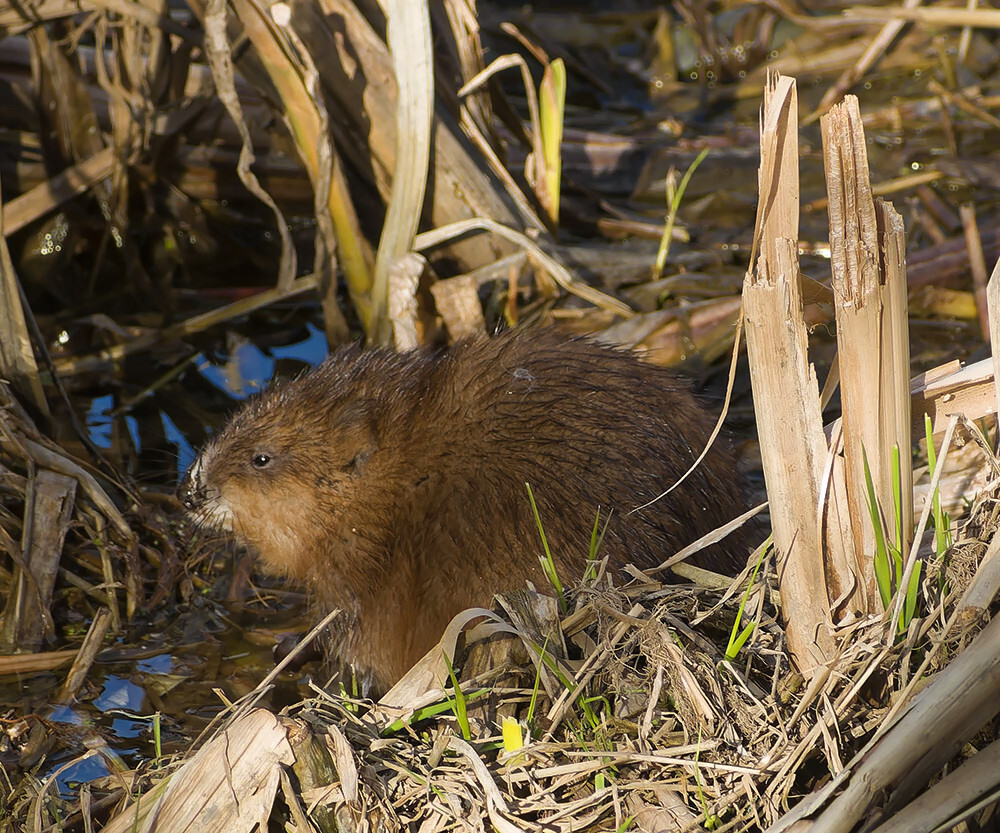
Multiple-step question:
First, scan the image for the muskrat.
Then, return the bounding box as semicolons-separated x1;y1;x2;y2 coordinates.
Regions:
179;329;752;693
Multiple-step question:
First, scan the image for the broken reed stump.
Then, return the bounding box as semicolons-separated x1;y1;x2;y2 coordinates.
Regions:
820;97;912;618
743;72;835;675
744;77;914;676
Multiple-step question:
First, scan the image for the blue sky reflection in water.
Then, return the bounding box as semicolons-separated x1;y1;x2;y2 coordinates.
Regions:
85;393;114;449
50;755;112;798
268;322;327;364
162;410;196;478
94;675;145;713
177;323;328;477
85;322;329;479
194;323;327;398
86;399;142;453
137;653;173;674
196;341;275;400
42;677;148;798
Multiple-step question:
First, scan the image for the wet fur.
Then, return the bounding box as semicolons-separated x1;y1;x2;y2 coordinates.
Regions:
180;330;750;692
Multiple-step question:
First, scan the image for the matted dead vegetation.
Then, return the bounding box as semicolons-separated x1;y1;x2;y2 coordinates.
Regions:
51;517;1000;833
4;2;1000;832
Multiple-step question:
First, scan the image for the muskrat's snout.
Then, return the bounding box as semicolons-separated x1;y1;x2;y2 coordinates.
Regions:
177;459;206;511
176;450;238;537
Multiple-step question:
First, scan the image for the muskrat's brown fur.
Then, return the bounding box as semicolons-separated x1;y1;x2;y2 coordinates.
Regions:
179;329;752;693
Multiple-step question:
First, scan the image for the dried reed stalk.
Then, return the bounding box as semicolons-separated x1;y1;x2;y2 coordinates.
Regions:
0;183;48;416
1;147;114;235
988;257;1000;418
743;72;835;674
430;274;487;340
821;96;912;615
100;710;294;833
0;471;77;653
911;357;997;435
961;202;990;339
289;0;526;270
56;607;112;705
371;0;435;344
801;606;1000;833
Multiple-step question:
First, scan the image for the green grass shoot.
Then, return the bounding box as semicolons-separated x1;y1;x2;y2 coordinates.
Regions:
381;688;490;736
152;711;162;762
526;482;567;612
891;443;903;566
337;668;362;711
693;731;721;829
443;652;471;740
925;414;952;557
529;636;601;730
526;634;551;729
864;444;920;633
864;446;893;610
724;536;771;662
584;507;613;583
894;444;920;627
652;147;709;280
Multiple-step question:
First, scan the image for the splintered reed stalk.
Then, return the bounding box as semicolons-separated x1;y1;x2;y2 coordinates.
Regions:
745;78;915;675
820;95;912;617
742;71;835;675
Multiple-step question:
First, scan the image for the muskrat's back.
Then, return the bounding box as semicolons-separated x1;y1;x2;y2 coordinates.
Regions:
180;329;752;692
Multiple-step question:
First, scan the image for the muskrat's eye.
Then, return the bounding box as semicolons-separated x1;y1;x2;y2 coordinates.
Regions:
251;453;272;469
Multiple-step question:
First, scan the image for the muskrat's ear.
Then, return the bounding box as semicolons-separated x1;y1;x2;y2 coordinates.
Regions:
334;400;379;474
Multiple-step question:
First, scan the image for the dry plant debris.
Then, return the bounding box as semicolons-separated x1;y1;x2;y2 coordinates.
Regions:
91;529;1000;833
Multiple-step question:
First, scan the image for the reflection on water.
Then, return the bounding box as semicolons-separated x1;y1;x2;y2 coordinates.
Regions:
93;675;146;713
85;322;330;481
163;411;196;479
50;755;112;799
196;341;275;400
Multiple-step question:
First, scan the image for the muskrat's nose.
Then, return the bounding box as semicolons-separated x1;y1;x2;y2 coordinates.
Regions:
177;467;200;510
